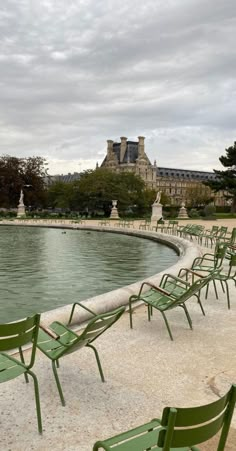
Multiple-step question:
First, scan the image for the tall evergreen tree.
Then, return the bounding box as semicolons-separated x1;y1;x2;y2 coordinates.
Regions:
204;142;236;212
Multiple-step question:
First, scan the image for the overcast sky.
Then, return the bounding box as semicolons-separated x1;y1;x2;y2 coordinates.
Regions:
0;0;236;174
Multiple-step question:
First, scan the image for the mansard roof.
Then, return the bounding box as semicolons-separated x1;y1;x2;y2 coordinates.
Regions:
156;167;217;181
113;141;139;163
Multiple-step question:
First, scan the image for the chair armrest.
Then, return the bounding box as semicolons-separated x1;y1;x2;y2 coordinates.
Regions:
39;323;60;340
138;281;171;296
138;281;159;295
183;269;204;278
70;301;97;317
163;274;190;287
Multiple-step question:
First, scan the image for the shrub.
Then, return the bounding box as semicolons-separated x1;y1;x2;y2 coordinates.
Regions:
189;208;200;218
204;203;216;219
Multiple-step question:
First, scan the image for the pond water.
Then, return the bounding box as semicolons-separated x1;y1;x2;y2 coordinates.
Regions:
0;226;178;322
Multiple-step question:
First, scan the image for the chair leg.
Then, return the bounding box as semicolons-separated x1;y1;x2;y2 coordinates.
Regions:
87;344;105;382
28;370;43;434
161;312;173;341
181;305;193;330
147;304;151;321
213;279;218;299
195;294;205;316
224;281;230;310
19;347;29;383
220;280;225;293
52;360;66;406
205;282;210;299
67;304;76;325
129;296;135;329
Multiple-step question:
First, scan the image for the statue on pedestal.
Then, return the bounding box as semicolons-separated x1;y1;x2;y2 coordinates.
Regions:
151;191;163;223
17;189;26;217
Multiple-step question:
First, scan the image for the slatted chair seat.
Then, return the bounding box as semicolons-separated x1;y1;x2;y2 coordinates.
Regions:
36;306;125;406
129;272;217;340
93;385;236;451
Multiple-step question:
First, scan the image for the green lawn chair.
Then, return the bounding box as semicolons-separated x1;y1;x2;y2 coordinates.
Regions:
139;220;151;230
0;314;42;434
191;243;228;299
216;226;228;241
36;306;125;406
205;253;236;309
218;227;236;246
93;384;236;450
187;225;205;243
128;271;217;340
152;219;165;233
199;225;219;247
177;224;194;238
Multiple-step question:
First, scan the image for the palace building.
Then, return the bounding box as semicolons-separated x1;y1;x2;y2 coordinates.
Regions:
101;136;225;206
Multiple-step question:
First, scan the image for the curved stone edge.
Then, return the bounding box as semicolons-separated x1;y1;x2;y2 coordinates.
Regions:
37;225;202;327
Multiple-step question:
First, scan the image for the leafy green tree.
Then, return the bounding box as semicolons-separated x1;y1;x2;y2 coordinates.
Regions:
185;183;212;207
67;169;154;216
204;142;236;212
0;155;47;208
47;181;76;210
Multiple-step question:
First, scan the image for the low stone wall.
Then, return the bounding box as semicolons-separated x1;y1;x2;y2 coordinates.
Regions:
36;225;202;327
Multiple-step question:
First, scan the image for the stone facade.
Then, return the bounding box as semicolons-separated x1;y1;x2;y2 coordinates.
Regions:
101;136;225;206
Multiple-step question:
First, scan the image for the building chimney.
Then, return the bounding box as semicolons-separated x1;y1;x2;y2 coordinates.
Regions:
107;140;114;158
138;136;145;158
120;137;127;163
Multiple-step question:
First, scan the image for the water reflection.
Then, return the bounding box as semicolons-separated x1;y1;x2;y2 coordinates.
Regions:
0;226;178;322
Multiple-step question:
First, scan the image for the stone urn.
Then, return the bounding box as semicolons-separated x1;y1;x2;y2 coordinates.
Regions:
110;200;119;219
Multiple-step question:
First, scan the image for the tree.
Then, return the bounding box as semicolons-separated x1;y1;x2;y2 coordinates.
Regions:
204;141;236;212
47;181;76;210
50;169;155;216
0;155;47;208
185;183;212;208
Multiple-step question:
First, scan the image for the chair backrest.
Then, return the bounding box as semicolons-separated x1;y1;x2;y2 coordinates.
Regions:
214;243;228;268
229;253;236;265
211;225;219;234
62;307;125;357
158;384;236;450
0;314;40;369
217;226;228;238
170;271;218;308
230;227;236;244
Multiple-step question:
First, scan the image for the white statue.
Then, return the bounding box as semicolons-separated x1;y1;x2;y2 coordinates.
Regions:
19;189;24;205
154;191;161;204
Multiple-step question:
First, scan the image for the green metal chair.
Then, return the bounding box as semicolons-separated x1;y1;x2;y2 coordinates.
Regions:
191;243;228;300
0;314;42;434
216;226;228;241
139;220;151;231
199;225;219;247
93;384;236;450
218;227;236;246
164;220;179;235
36;305;125;406
205;253;236;309
177;224;194;238
129;271;217;340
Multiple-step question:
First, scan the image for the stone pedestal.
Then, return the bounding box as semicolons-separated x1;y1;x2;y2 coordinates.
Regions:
178;202;189;219
110;200;119;219
151;203;163;224
17;204;26;217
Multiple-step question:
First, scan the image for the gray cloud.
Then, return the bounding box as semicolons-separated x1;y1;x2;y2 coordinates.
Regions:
0;0;235;173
